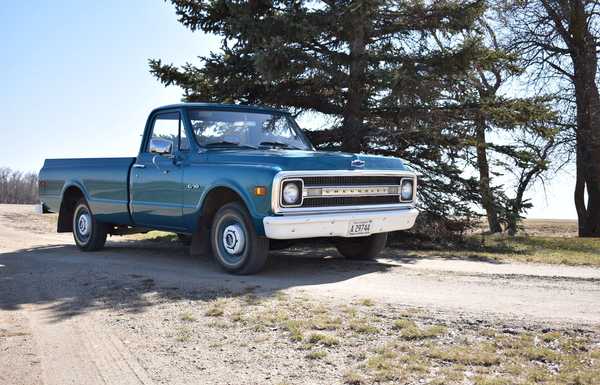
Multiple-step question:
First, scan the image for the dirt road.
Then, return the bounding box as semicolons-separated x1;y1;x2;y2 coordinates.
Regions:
1;204;599;385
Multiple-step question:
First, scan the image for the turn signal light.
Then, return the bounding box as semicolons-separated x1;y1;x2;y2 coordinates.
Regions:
254;186;267;196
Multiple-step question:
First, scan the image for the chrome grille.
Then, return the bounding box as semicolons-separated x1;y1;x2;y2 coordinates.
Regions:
272;171;416;213
302;176;402;187
301;195;400;208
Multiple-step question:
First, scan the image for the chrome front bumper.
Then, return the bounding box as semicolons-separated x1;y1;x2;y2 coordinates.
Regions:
263;208;419;240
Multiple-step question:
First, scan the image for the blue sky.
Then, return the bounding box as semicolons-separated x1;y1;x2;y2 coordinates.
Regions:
0;1;576;219
0;1;219;168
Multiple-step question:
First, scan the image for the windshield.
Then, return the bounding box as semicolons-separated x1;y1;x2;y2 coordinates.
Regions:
187;110;313;151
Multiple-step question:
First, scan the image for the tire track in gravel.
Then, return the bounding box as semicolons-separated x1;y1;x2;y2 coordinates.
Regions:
21;295;154;385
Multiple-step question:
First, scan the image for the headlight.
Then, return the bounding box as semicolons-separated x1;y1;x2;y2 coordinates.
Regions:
401;179;414;201
282;181;302;206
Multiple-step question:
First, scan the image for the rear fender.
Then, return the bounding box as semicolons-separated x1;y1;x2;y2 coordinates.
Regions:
57;181;89;233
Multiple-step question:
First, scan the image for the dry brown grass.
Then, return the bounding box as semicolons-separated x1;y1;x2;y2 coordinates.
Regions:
219;295;600;384
116;287;600;385
470;218;579;237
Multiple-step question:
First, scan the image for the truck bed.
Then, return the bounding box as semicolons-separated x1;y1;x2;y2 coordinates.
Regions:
39;157;136;225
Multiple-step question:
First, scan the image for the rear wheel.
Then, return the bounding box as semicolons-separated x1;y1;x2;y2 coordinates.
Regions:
72;198;107;251
335;232;388;260
210;202;269;274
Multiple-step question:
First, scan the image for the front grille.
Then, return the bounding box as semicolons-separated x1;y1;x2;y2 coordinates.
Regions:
277;174;414;210
301;195;400;208
302;176;402;187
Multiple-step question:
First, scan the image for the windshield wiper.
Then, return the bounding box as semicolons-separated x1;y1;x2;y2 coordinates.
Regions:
259;141;301;150
205;141;258;149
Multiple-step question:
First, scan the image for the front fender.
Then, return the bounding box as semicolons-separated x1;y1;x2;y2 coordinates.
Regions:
183;163;280;235
199;179;258;215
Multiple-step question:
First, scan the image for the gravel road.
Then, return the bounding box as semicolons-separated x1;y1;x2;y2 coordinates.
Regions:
1;204;599;385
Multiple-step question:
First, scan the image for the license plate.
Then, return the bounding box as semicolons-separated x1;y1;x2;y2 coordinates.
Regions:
348;220;372;236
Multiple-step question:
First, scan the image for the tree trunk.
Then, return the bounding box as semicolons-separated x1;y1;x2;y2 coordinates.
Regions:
574;138;588;235
572;74;600;237
341;7;368;153
474;114;502;233
570;4;600;237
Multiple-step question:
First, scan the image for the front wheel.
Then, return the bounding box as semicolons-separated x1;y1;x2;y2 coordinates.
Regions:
210;202;269;274
335;232;388;260
72;198;107;251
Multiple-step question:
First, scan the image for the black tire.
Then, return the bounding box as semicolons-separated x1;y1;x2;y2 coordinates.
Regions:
177;233;192;245
335;232;388;260
210;202;269;274
72;198;107;251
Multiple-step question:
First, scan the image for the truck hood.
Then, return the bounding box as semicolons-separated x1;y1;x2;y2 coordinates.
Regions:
204;149;411;172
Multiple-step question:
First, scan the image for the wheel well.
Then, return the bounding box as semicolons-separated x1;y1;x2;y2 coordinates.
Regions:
57;186;84;233
198;187;245;232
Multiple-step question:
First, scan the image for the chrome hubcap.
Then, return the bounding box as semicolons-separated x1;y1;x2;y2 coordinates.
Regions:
222;224;245;255
78;213;91;236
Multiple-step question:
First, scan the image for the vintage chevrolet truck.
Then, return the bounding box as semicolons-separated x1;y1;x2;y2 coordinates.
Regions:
39;103;418;274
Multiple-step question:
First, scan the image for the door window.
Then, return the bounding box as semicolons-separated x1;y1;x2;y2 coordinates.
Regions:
147;112;189;153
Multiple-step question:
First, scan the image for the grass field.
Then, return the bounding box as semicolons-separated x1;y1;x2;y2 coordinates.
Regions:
398;219;600;267
399;234;600;267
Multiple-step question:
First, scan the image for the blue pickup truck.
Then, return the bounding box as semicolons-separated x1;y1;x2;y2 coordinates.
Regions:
39;103;418;274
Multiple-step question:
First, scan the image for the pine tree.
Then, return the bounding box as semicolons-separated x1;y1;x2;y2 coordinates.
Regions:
151;0;487;225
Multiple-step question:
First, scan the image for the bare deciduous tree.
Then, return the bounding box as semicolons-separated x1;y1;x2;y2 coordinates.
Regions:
0;167;39;204
507;0;600;237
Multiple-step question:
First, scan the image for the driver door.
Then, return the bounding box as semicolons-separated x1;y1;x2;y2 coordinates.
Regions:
130;111;188;230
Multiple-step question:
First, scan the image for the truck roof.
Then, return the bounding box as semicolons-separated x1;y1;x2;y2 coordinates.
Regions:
152;102;288;115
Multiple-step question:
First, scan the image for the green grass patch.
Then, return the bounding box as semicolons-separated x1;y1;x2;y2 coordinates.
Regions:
310;314;342;330
205;306;224;317
392;319;446;339
473;376;510;385
306;350;327;360
399;324;446;340
427;345;500;366
392;319;416;330
365;347;406;382
402;234;600;266
342;370;365;385
307;332;339;347
283;319;305;342
349;319;379;334
180;312;196;322
357;298;374;307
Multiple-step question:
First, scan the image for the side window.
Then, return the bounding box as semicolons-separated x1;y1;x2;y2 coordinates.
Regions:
147;112;183;154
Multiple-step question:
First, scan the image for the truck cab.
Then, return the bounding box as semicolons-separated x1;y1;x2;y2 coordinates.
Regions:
39;103;418;274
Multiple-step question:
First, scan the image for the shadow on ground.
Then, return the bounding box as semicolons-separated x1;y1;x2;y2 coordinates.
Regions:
382;249;503;264
0;239;388;323
0;235;511;323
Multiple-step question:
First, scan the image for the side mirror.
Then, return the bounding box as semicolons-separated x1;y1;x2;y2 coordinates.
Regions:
149;138;173;155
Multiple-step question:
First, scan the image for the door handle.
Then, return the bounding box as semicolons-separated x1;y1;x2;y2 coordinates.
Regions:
133;164;145;169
